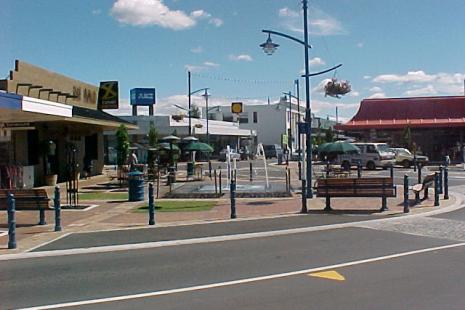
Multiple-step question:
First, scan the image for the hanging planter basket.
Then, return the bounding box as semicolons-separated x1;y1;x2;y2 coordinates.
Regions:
324;78;352;98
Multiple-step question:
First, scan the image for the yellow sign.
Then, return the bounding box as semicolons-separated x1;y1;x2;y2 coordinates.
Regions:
309;270;345;281
231;102;243;114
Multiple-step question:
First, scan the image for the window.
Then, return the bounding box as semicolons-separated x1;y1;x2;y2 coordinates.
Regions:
367;145;377;153
239;117;248;124
253;112;258;123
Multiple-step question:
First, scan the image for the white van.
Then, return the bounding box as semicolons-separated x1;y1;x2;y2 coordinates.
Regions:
338;142;396;170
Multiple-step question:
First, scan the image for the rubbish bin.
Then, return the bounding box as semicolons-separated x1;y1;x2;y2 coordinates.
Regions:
187;161;195;177
128;171;144;201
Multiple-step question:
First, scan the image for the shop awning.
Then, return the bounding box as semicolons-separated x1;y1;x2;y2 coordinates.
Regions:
338;96;465;130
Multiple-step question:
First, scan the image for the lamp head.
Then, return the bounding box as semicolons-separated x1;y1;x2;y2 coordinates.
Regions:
260;34;279;55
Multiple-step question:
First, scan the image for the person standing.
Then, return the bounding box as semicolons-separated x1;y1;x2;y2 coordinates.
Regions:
128;150;138;171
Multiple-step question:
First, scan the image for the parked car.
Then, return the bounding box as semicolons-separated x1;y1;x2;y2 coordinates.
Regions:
219;148;241;162
337;142;396;170
390;147;429;168
263;144;284;159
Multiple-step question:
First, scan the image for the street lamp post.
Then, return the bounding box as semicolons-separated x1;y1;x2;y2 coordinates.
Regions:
260;0;341;198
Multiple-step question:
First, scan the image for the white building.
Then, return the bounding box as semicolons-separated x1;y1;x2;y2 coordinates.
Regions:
203;99;305;151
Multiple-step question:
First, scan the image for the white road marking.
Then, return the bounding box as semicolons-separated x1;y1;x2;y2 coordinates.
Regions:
18;242;465;310
1;191;463;262
0;230;8;237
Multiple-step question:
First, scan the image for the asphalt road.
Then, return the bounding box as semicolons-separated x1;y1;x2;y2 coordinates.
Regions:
3;202;465;309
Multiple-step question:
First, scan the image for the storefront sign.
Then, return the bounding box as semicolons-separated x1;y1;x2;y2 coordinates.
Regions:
231;102;243;114
130;88;156;106
298;122;311;134
98;81;119;109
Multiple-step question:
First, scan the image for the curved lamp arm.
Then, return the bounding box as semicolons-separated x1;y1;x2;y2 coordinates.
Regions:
301;64;343;77
262;30;312;50
190;87;209;96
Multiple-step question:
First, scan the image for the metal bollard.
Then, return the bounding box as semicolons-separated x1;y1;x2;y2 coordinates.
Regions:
219;170;222;195
301;179;307;213
444;167;449;200
413;157;417;172
439;165;443;195
390;164;394;179
39;204;46;226
214;169;218;195
415;164;422;203
434;172;440;207
287;167;291;193
208;160;212;179
357;162;362;178
298;161;302;180
148;183;155;225
54;186;62;232
403;175;409;213
249;162;253;182
230;179;237;219
326;161;330;177
8;193;16;249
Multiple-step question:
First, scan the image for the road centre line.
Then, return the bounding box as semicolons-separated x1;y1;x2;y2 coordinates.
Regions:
18;242;465;310
1;191;463;261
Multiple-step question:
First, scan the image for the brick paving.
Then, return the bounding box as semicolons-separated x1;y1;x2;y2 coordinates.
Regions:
0;162;458;254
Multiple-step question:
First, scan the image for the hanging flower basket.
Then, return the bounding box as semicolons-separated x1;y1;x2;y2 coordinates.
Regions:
324;78;351;98
172;114;184;121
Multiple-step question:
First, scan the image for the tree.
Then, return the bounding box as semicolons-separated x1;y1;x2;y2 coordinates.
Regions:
191;104;201;118
115;124;129;166
402;125;412;149
148;123;158;147
324;128;335;143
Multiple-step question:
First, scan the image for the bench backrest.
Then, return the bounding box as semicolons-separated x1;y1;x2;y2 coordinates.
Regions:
423;173;435;185
316;177;395;197
0;189;48;199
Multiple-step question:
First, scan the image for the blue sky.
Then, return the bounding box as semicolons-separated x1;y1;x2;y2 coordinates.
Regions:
2;0;465;121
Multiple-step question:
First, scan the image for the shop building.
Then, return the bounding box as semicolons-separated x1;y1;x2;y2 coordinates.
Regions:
0;60;136;188
337;96;465;162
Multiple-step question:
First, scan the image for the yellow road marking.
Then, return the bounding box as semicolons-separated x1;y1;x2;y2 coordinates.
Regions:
309;270;345;281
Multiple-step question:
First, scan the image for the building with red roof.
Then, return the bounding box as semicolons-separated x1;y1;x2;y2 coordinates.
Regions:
337;96;465;161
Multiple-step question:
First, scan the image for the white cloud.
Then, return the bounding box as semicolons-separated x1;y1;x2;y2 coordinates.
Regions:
363;75;371;80
349;91;360;97
278;7;346;36
190;46;203;53
369;86;383;93
209;18;223;27
111;0;222;30
372;70;465;96
203;61;219;67
229;54;253;62
92;9;102;15
309;57;325;67
357;42;364;48
368;92;386;99
404;85;438;96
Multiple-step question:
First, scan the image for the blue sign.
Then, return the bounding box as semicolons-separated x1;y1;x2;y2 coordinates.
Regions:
298;122;311;134
130;88;156;106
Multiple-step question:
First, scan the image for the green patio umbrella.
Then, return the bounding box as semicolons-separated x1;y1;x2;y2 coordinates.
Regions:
317;141;360;155
184;142;213;153
158;142;180;151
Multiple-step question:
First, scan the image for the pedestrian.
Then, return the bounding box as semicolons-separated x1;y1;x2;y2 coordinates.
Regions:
128;150;138;171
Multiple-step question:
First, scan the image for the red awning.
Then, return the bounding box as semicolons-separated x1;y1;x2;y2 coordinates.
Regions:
338;96;465;130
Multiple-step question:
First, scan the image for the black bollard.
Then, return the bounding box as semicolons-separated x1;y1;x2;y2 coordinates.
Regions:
214;169;218;196
148;183;155;225
249;162;253;182
390;164;394;179
439;165;443;195
444;167;449;200
434;172;440;207
287;167;291;193
298;161;302;180
7;193;16;249
230;179;237;219
403;175;410;213
219;170;222;195
54;186;62;232
415;164;422;203
301;179;307;213
413;157;417;172
326;161;330;177
208;160;212;179
357;161;362;178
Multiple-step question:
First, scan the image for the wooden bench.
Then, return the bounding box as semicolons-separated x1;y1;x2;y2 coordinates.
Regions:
0;189;50;224
315;177;396;212
412;173;435;200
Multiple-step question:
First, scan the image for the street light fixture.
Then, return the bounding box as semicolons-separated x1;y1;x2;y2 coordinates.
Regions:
260;0;342;201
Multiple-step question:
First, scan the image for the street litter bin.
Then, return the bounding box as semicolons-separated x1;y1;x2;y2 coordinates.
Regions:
187;161;195;177
278;153;283;165
128;171;144;201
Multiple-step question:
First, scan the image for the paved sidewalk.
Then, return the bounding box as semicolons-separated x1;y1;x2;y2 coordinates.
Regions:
0;164;459;254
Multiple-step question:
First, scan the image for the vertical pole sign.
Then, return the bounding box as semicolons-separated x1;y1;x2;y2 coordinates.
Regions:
98;81;119;110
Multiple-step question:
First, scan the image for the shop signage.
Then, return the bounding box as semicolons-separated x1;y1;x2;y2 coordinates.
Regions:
298;122;311;134
130;88;156;106
98;81;119;109
231;102;243;114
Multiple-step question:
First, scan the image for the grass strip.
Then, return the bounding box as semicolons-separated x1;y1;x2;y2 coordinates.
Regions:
138;200;217;212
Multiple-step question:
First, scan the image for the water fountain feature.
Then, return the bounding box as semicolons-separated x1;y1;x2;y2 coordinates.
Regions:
256;143;270;189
